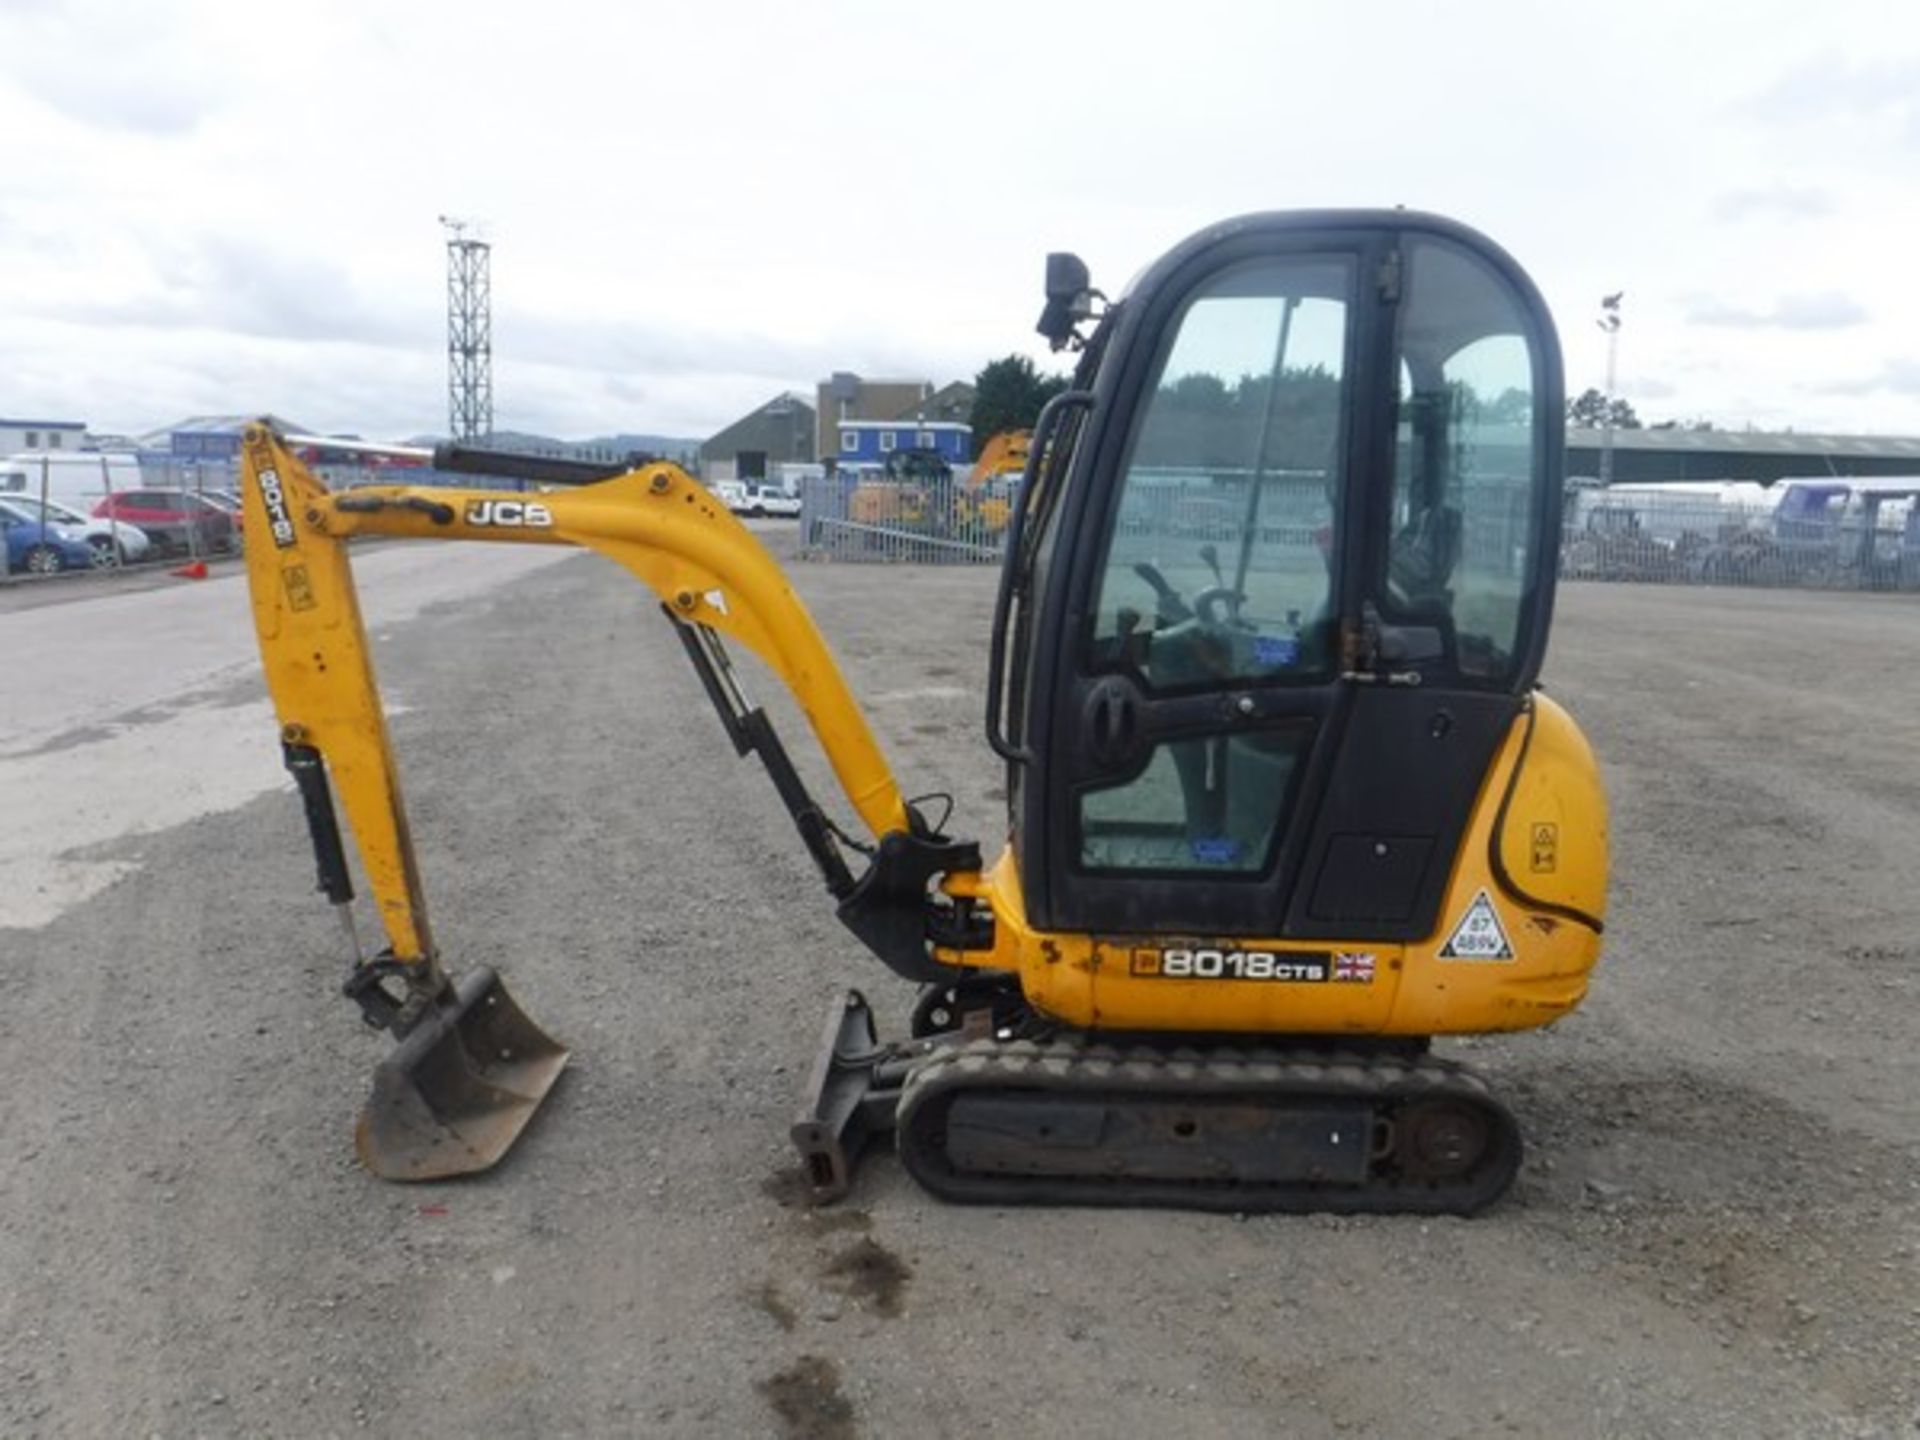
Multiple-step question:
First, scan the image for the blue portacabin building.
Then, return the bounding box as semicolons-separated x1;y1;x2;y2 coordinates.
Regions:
834;420;970;468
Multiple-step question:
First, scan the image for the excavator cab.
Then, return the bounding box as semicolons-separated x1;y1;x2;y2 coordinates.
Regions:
995;213;1565;943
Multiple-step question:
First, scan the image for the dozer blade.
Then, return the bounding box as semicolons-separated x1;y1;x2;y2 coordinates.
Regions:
355;966;569;1181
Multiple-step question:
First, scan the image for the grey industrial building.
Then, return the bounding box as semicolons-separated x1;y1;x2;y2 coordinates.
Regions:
1567;427;1920;483
699;392;817;482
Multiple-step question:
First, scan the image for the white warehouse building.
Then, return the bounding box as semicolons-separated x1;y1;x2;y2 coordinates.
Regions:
0;417;87;453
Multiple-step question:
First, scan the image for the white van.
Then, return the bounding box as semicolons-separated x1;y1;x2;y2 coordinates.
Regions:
0;451;144;511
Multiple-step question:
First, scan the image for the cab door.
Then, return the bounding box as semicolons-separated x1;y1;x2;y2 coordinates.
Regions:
1007;213;1563;940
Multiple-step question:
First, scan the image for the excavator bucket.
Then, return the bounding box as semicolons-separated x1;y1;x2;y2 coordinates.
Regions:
354;967;569;1181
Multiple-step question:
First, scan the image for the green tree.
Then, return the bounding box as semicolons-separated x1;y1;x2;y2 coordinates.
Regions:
1566;387;1641;430
1165;372;1234;413
1132;365;1342;470
1482;387;1533;425
970;355;1068;454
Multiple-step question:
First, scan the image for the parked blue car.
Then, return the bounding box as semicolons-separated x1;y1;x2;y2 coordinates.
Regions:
0;512;98;575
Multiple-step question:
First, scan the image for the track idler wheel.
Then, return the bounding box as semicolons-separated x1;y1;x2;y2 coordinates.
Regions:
1394;1099;1494;1181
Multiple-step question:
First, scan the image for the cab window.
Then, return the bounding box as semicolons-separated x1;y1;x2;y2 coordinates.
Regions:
1088;255;1354;691
1387;239;1545;679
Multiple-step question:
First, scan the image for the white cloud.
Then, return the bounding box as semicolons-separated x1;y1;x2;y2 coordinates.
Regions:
1813;358;1920;398
4;0;1920;440
18;234;432;345
1746;52;1920;141
2;0;225;134
1686;292;1870;330
1711;186;1836;222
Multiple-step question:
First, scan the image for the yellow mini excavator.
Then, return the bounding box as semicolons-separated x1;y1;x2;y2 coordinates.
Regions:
958;428;1032;535
241;210;1607;1213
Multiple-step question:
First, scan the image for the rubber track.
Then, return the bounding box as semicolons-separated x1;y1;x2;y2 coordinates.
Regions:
895;1037;1522;1216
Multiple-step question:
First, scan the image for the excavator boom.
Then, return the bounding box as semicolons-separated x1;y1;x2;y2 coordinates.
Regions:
238;425;955;1177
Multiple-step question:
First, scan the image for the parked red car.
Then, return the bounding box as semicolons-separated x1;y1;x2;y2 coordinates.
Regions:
93;489;239;558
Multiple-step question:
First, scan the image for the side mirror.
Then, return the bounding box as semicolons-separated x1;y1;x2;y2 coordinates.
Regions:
1036;251;1094;351
1046;252;1089;303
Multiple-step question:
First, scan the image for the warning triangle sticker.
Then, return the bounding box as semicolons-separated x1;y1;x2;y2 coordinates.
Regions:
1439;889;1514;960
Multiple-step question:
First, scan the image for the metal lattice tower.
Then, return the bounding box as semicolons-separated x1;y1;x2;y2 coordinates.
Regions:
440;217;493;443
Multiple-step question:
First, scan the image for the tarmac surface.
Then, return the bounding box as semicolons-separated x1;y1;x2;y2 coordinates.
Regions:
2;533;1916;1438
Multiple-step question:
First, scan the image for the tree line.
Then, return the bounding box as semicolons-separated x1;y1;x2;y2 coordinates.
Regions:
969;356;1722;457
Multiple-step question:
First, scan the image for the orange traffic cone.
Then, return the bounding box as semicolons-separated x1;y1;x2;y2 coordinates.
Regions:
170;559;209;580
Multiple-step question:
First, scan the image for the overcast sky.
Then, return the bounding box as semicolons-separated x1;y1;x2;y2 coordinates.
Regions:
3;0;1918;442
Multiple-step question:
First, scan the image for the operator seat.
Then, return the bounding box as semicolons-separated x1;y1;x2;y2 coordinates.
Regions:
1388;502;1461;610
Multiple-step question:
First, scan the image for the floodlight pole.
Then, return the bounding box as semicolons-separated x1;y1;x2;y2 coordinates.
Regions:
1597;292;1623;487
440;216;493;444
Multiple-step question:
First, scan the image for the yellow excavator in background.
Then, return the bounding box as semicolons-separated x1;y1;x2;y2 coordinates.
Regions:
846;445;945;531
958;428;1031;535
845;432;1030;541
241;209;1607;1212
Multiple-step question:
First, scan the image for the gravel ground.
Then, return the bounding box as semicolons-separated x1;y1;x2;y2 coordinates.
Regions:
2;538;1916;1439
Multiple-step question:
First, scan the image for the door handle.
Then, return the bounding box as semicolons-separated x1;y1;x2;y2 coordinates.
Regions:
1083;676;1143;772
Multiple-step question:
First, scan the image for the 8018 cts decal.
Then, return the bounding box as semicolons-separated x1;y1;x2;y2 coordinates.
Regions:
1129;948;1378;983
1134;948;1321;982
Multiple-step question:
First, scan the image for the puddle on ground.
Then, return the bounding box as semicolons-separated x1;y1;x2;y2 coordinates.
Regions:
822;1236;911;1319
751;1279;798;1332
757;1355;856;1440
760;1169;875;1234
761;1167;814;1208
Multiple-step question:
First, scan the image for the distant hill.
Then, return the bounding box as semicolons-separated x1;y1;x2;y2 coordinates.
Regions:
404;429;702;463
581;431;703;460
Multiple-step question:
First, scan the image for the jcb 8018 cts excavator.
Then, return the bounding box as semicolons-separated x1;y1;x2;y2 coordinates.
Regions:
241;210;1606;1214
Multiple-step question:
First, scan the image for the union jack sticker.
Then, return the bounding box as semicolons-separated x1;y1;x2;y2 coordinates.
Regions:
1332;951;1376;983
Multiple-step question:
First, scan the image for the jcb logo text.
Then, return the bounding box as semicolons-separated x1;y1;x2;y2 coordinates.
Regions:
465;500;553;528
